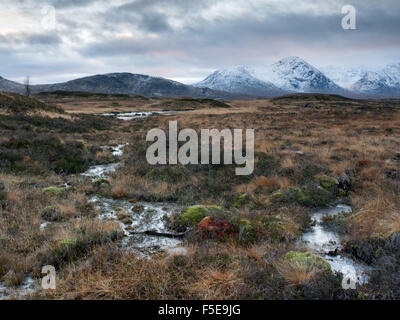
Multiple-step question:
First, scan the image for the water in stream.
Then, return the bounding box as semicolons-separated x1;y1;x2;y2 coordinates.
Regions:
99;110;184;121
81;143;183;254
299;204;371;284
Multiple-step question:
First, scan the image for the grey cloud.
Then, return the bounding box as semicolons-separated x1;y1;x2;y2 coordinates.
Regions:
1;0;399;83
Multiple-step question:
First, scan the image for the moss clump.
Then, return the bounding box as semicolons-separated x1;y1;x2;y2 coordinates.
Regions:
176;205;223;227
42;186;68;196
271;185;334;207
41;205;63;222
262;215;299;242
93;178;110;186
238;218;257;244
282;251;331;273
318;174;339;189
271;186;308;205
231;193;250;208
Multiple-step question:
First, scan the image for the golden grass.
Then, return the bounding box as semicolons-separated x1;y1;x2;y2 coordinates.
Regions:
276;261;316;286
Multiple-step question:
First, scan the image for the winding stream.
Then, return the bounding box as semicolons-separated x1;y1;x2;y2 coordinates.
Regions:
80;143;183;254
299;204;371;284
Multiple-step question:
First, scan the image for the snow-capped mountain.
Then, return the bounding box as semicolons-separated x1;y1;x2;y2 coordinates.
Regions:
351;63;400;94
320;66;368;90
256;56;343;93
193;66;284;96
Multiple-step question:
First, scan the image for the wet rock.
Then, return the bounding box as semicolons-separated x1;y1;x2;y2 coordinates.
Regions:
344;237;387;265
338;173;352;191
386;231;400;253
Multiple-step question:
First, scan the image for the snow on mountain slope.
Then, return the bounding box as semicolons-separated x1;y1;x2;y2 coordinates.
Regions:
193;66;284;96
256;56;343;93
351;63;400;94
320;66;367;89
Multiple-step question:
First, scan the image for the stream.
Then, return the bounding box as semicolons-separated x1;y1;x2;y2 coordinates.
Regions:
99;110;185;121
80;143;184;254
299;204;371;284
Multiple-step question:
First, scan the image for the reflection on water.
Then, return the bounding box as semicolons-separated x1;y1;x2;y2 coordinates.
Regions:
299;204;370;284
88;195;182;255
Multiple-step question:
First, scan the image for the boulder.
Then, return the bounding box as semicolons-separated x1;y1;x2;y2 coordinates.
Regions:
338;172;351;191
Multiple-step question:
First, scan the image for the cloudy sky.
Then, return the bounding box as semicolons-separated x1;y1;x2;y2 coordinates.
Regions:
0;0;399;84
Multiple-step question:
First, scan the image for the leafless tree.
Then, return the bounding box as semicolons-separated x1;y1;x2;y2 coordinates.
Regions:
24;76;31;97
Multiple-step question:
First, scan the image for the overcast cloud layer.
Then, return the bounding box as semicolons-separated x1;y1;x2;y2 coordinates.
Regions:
0;0;399;84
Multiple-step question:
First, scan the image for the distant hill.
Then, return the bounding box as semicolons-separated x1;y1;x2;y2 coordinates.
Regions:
0;73;247;99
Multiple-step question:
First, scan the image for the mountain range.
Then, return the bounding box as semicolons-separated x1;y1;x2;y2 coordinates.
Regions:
1;56;399;98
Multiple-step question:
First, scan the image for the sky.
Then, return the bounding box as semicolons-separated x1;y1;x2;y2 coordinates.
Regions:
0;0;399;84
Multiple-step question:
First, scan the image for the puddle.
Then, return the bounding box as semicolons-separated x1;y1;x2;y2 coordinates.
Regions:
99;110;184;121
0;277;37;300
299;204;370;284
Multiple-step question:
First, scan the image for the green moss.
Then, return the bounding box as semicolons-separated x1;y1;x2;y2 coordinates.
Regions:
318;174;339;190
262;215;299;242
271;185;335;208
231;193;250;208
271;186;309;205
282;251;331;273
93;178;109;186
303;186;335;207
177;204;223;226
42;186;68;196
238;218;258;244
